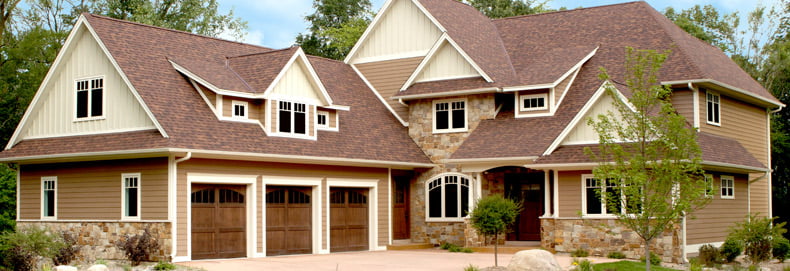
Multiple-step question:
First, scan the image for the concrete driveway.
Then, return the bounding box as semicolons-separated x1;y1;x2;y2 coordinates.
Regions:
179;249;618;271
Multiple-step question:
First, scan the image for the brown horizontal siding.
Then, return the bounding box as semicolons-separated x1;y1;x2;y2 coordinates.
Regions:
749;173;770;216
19;157;168;220
557;170;587;217
686;173;748;245
355;57;423;121
699;91;769;165
222;97;262;121
671;88;694;124
175;158;389;257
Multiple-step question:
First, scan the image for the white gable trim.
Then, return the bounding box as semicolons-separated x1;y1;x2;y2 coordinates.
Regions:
188;79;218;115
5;16;167;150
349;64;408;127
542;81;631;156
344;0;446;64
262;47;333;106
399;34;491;91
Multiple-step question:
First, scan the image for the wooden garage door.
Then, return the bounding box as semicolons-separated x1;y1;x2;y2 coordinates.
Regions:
330;188;368;252
266;187;312;256
191;185;246;260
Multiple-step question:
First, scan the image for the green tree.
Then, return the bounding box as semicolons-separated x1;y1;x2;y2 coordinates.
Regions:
296;0;372;60
588;47;711;271
663;5;739;54
469;195;520;267
462;0;550;19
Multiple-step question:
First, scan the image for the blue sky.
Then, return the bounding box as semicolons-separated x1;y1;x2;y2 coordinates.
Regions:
216;0;781;49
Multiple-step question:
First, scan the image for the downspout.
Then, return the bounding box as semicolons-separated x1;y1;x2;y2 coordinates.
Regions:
688;82;700;129
170;152;192;260
682;213;687;263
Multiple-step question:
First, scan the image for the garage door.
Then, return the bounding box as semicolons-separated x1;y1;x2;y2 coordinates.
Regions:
266;186;312;256
191;185;246;260
330;188;368;252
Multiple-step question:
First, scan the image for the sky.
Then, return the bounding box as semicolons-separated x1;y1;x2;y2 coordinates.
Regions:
216;0;782;49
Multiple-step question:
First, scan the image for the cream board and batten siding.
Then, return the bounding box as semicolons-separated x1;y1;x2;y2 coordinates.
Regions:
354;57;423;121
174;158;390;258
21;27;155;140
686;174;749;244
414;42;479;83
561;93;622;145
349;0;442;64
268;61;324;105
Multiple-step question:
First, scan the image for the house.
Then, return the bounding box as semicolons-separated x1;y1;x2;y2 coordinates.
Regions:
0;0;781;263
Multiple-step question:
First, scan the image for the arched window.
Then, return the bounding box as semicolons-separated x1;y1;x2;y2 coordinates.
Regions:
426;173;474;221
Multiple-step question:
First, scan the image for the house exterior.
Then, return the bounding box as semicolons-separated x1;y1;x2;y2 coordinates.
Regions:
0;0;781;264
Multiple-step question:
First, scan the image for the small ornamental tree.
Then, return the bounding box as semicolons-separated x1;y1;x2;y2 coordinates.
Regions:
469;195;520;267
587;47;712;271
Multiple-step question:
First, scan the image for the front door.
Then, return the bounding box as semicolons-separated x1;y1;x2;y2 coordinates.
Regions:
392;178;410;240
191;185;247;260
505;172;543;241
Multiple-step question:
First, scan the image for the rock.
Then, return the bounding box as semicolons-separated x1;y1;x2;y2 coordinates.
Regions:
54;266;78;271
507;249;562;271
87;264;109;271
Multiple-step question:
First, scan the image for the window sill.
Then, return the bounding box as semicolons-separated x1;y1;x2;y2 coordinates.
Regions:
271;132;317;141
73;116;106;122
425;217;467;223
121;216;141;221
581;214;619;219
706;121;721;127
40;216;57;221
432;128;468;134
720;196;734;199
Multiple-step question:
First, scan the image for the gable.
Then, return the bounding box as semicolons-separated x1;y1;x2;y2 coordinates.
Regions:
561;91;623;145
13;24;157;144
348;0;443;64
414;42;480;83
265;55;327;105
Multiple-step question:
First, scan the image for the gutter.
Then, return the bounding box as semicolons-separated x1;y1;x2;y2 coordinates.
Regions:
663;79;785;108
393;87;500;101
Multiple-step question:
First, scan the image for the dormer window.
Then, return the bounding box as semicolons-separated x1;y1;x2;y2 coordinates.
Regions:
520;93;548;111
232;101;248;119
317;110;329;128
75;77;104;120
278;101;307;135
433;98;467;133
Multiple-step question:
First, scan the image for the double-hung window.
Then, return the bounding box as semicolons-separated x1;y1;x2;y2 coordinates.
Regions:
316;111;329;128
721;175;734;199
41;177;57;219
278;101;307;135
582;175;638;216
76;77;104;119
706;91;720;125
122;173;141;220
232;101;248;119
433;99;467;133
426;174;473;221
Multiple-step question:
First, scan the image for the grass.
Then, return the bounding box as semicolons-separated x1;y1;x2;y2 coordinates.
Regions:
592;261;681;271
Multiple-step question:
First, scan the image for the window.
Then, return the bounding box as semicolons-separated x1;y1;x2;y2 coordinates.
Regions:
426;173;473;221
41;177;56;219
316;111;329;128
582;175;638;216
76;77;103;119
721;175;734;199
122;173;140;219
706;91;720;125
433;99;467;133
520;93;548;111
704;174;715;198
232;101;248;119
278;101;307;135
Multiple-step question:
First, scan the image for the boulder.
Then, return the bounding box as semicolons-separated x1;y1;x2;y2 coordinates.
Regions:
54;266;78;271
507;249;561;271
87;264;109;271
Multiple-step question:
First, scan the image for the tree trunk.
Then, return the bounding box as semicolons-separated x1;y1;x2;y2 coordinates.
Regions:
645;239;651;271
494;229;499;267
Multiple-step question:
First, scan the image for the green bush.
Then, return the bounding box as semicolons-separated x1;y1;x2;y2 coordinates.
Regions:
774;237;790;263
0;226;65;271
571;248;589;257
463;264;479;271
153;261;177;271
572;258;593;271
116;228;160;266
52;231;80;266
721;238;742;263
640;252;661;266
728;214;787;264
606;251;625;259
688;257;703;271
698;244;722;266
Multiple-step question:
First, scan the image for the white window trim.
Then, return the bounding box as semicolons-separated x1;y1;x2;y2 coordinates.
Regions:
704;174;714;198
316;110;329;129
73;76;106;122
121;173;142;221
519;93;549;111
274;100;316;140
721;175;734;199
581;174;616;218
41;176;57;220
706;91;721;126
231;100;249;119
432;98;468;134
425;173;474;222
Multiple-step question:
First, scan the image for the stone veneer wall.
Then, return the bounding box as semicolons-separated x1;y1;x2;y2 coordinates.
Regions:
18;221;171;264
540;218;683;263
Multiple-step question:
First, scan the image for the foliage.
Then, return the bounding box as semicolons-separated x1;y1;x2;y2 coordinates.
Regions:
153;261;177;271
606;251;625;259
588;47;709;271
440;243;473;253
687;257;703;271
0;165;16;233
639;252;661;266
440;242;453;250
774;237;790;262
728;214;787;264
296;0;372;60
591;261;680;271
663;5;739;54
469;195;520;266
571;248;589;257
115;228;159;266
52;231;80;266
572;258;593;271
721;238;743;263
0;226;66;271
461;0;552;19
463;264;480;271
697;244;722;267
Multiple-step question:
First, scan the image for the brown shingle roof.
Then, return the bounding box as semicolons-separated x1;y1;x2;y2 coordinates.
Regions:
226;47;299;94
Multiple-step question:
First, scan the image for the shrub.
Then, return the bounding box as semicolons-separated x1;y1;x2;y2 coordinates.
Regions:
52;231;80;266
153;261;177;271
0;226;65;271
440;242;453;250
728;214;787;264
606;251;625;259
116;228;160;266
572;258;593;271
640;252;661;266
774;237;790;263
688;257;703;271
698;244;722;266
571;248;589;257
721;238;742;263
463;264;479;271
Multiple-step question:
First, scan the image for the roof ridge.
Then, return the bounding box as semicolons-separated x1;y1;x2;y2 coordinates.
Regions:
638;4;707;78
83;13;273;51
493;1;643;21
226;46;297;59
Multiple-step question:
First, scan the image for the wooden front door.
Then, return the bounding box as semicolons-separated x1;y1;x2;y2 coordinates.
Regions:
266;186;312;256
330;188;369;252
392;178;410;240
505;173;543;241
191;185;247;260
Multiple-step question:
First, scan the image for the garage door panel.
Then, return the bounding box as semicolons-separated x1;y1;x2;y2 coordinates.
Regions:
266;186;312;256
330;188;368;252
191;185;246;260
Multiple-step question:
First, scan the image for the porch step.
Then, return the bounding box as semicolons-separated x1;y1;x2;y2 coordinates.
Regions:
387;242;434;250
